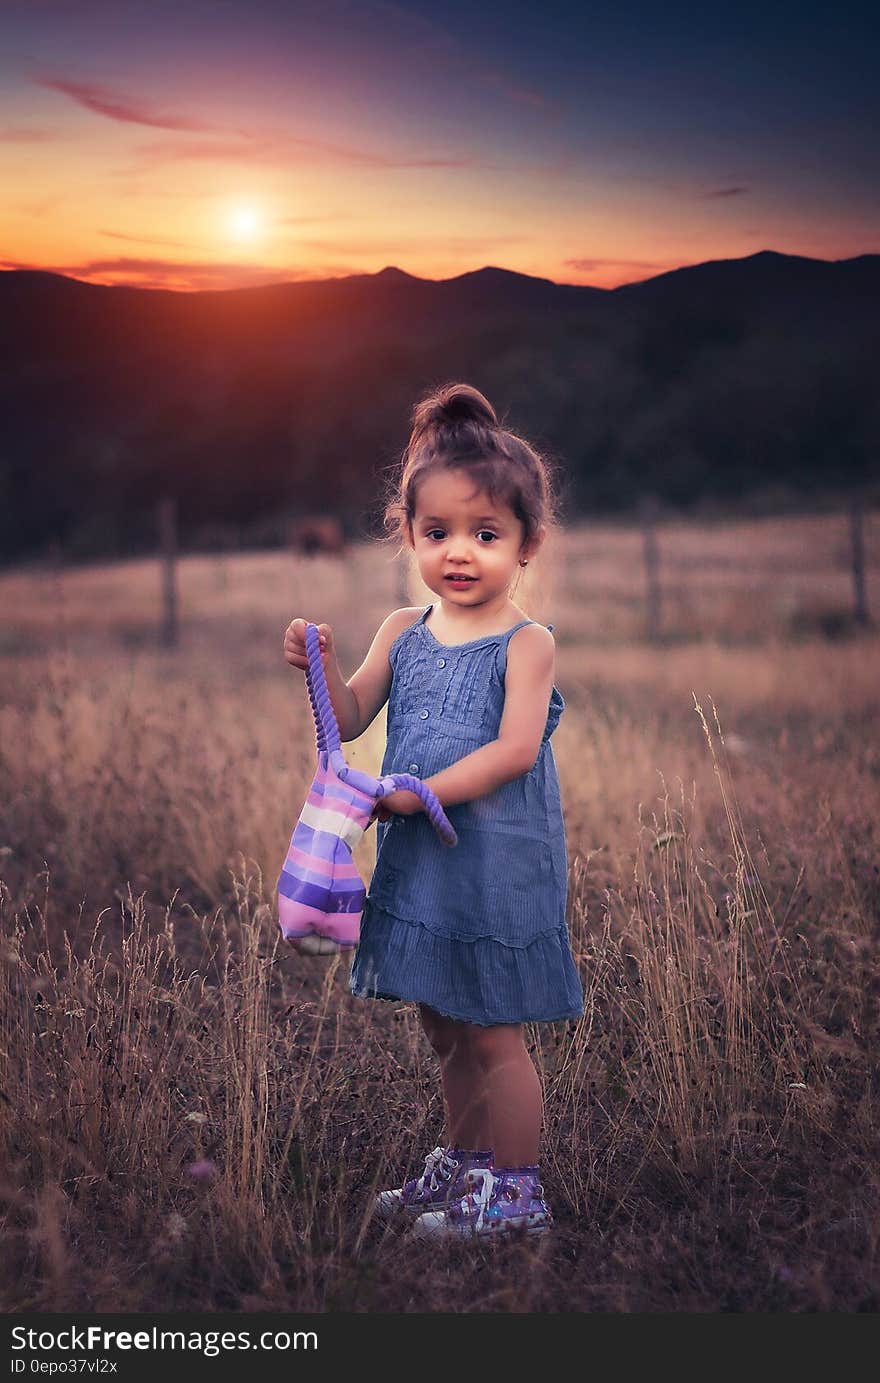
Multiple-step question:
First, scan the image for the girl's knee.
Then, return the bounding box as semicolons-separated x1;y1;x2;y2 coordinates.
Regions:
418;1004;468;1060
466;1022;524;1068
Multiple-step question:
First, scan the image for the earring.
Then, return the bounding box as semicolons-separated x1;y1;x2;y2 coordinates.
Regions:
519;559;528;567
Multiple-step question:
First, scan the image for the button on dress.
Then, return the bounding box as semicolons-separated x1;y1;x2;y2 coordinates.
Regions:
349;604;584;1025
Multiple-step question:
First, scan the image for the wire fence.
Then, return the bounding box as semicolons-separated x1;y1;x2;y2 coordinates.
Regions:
1;496;877;659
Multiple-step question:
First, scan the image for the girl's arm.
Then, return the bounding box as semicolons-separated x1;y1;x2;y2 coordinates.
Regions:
397;624;557;811
424;739;535;808
330;606;425;742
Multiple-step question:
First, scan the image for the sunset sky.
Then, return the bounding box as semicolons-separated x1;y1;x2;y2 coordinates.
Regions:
1;0;877;292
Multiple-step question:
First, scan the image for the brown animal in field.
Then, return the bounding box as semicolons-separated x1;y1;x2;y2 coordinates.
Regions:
289;516;346;557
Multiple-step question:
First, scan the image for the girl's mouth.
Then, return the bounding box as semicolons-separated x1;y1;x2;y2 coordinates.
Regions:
445;575;477;585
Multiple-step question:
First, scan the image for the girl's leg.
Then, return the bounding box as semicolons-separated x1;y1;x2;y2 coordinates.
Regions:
465;1024;542;1167
418;1004;489;1149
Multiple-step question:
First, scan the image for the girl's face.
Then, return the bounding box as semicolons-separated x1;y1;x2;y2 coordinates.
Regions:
410;468;536;609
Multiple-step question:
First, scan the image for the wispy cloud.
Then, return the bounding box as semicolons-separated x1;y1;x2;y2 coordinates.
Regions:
705;185;750;198
99;229;194;249
297;234;526;255
34;71;516;172
565;256;672;273
128;135;477;170
277;213;359;225
58;255;283;277
0;126;61;142
15;195;65;218
363;0;563;119
11;255;317;291
470;65;563;118
36;76;221;132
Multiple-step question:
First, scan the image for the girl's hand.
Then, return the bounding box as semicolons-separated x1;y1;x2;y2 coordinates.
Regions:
283;618;335;672
370;789;423;823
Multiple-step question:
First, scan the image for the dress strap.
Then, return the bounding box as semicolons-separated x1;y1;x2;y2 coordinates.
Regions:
505;618;555;637
503;618;534;639
421;603;554;636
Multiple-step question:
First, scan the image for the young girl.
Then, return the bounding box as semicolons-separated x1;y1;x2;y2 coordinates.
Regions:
283;383;583;1237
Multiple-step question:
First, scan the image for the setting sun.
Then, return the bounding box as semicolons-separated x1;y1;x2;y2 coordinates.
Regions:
229;206;261;240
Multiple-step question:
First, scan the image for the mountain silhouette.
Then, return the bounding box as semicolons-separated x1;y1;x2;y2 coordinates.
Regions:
0;252;877;563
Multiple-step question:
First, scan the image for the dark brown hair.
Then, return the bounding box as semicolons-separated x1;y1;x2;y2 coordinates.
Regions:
381;382;563;568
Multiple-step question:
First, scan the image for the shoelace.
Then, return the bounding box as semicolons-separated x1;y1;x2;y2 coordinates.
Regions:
415;1146;459;1195
464;1167;498;1231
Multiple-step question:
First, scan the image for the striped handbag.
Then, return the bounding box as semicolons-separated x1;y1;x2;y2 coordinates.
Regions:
277;621;458;954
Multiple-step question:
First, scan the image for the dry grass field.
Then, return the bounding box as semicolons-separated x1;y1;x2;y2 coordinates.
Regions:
1;510;878;1313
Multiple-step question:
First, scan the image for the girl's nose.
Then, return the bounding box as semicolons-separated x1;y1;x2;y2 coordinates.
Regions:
446;538;474;560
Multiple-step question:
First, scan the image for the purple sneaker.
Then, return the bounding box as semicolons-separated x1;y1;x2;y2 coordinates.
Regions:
412;1165;553;1238
375;1144;493;1220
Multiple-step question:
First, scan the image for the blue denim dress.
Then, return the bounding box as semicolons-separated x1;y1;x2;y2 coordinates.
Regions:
349;604;584;1025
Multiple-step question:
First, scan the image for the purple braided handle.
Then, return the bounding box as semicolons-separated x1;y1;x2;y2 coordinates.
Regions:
303;622;457;847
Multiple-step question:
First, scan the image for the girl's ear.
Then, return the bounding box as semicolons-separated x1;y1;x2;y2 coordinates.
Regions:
521;523;547;563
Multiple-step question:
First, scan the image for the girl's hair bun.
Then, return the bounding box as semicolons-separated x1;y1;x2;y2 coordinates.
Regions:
412;382;498;437
382;378;564;563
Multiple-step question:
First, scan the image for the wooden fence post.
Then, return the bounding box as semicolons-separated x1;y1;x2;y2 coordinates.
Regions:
849;491;869;626
158;495;178;648
640;494;662;641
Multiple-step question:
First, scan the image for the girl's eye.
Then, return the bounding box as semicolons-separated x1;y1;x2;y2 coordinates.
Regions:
424;530;497;543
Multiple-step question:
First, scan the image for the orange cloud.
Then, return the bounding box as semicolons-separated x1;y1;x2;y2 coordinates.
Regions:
99;230;194;249
7;255;315;291
565;256;673;273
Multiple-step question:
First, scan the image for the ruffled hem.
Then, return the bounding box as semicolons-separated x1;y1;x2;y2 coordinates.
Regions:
348;901;584;1027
